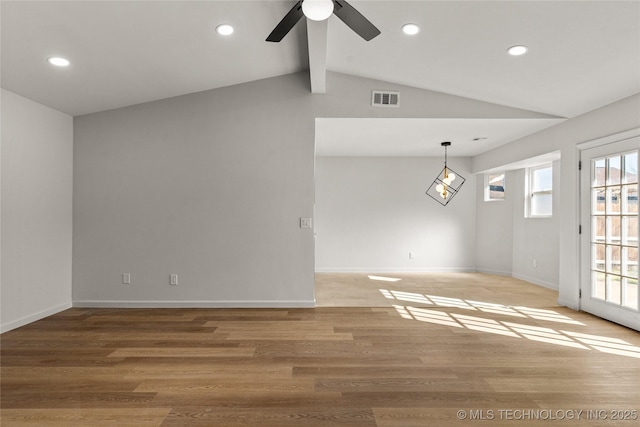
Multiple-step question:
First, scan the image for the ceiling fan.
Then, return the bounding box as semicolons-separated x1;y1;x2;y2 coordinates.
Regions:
266;0;381;42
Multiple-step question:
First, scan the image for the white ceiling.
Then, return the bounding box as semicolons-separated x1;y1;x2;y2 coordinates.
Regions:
315;118;566;157
326;0;640;118
1;1;309;116
2;0;639;157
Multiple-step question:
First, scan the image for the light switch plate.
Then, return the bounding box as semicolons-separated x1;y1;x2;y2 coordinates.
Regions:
300;217;313;229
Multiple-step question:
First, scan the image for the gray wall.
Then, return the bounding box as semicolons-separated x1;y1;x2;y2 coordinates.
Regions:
315;156;476;272
475;171;514;276
73;73;317;306
473;93;640;308
2;72;637;320
1;89;73;332
73;71;542;307
510;161;561;289
475;162;561;290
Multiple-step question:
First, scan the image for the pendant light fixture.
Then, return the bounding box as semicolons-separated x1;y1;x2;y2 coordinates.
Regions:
426;141;466;206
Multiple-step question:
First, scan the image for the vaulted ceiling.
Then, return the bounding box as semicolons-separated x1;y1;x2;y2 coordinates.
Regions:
2;1;639;156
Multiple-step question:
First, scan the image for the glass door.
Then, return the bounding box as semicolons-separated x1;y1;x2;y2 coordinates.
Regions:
581;137;639;330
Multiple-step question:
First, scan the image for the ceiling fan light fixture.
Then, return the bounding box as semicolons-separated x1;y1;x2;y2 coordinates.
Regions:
216;24;234;36
302;0;334;21
401;23;420;35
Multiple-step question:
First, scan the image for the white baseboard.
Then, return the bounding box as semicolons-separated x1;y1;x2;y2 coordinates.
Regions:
475;268;512;277
512;273;558;291
315;267;478;273
1;302;72;334
73;300;316;308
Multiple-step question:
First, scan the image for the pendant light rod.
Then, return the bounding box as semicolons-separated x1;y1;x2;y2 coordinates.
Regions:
442;141;450;166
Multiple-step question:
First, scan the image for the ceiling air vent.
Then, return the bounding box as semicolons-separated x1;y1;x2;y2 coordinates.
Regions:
372;90;400;107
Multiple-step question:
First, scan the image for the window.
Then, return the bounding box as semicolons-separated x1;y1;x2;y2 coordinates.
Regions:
527;164;553;217
484;172;505;201
589;150;638;308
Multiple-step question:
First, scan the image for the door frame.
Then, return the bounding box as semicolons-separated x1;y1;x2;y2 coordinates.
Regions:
578;128;640;331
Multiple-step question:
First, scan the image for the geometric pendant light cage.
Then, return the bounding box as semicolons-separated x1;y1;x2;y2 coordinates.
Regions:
425;141;466;206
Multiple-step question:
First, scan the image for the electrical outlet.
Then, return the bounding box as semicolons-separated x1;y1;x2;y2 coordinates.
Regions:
122;273;131;284
409;251;415;259
533;259;537;268
170;274;178;286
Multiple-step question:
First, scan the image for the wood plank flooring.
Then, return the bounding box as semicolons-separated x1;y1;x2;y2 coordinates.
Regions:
2;273;639;426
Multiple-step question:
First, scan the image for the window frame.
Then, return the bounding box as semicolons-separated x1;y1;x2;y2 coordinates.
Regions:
526;163;553;218
484;172;506;202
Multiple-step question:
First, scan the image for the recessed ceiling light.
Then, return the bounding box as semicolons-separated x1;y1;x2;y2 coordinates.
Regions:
47;57;70;67
507;45;528;56
402;23;420;35
216;24;234;36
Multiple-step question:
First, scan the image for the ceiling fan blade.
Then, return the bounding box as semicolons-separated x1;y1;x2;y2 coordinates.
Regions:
266;0;305;42
333;0;381;41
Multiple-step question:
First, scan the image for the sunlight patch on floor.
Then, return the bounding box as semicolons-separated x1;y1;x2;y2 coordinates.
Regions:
380;289;585;325
452;313;520;338
390;300;640;359
395;306;462;328
562;330;640;358
502;322;589;350
368;275;402;282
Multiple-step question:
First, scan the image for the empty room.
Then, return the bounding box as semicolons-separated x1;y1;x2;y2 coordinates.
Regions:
1;1;639;426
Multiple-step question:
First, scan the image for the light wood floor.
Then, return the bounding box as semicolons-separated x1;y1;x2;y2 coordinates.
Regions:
2;273;639;426
315;272;560;308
